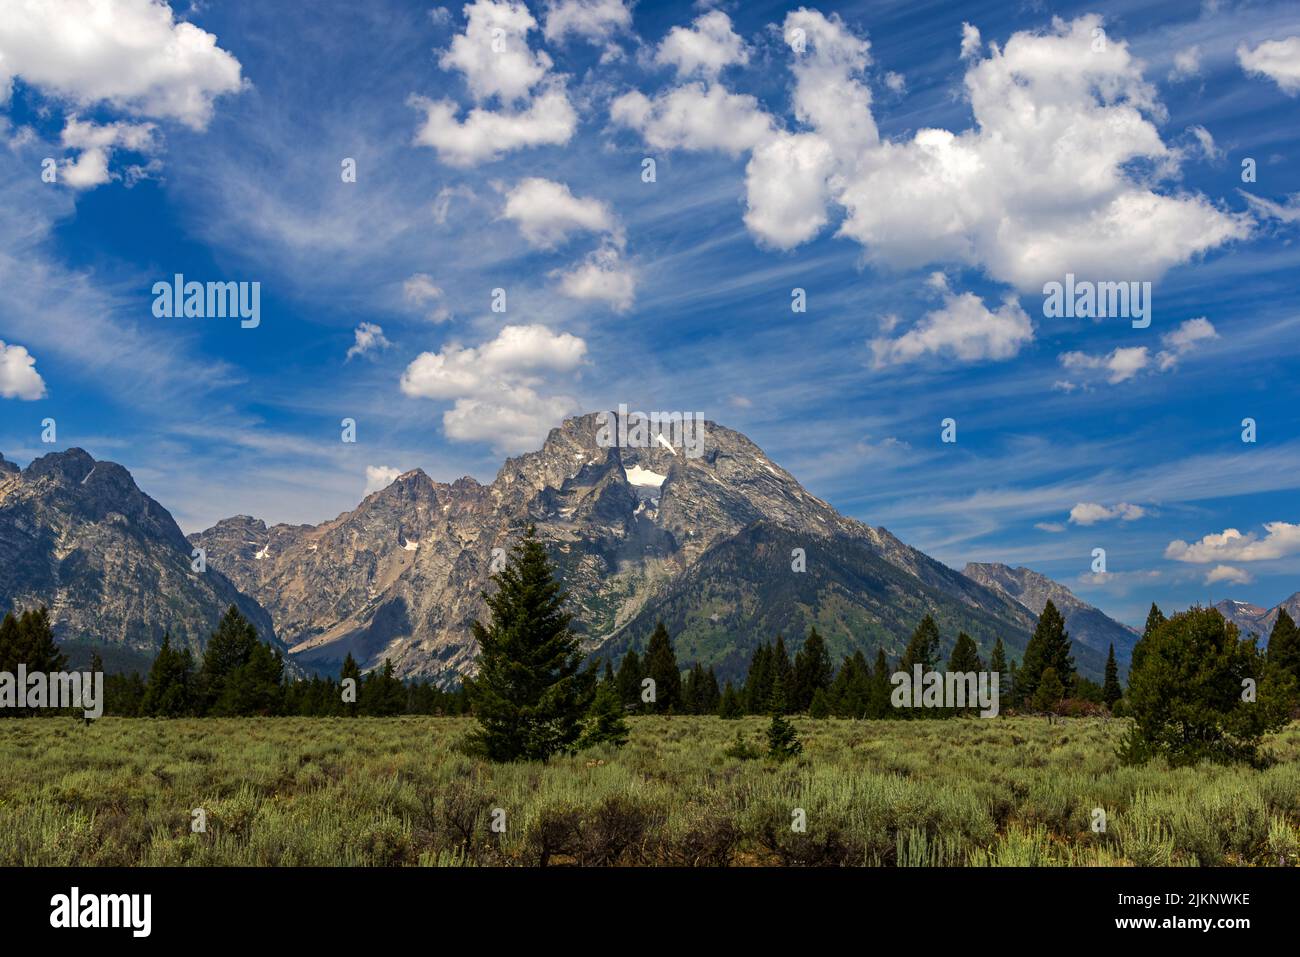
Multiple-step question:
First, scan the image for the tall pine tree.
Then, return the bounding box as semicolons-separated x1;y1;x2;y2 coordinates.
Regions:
642;621;682;713
1102;643;1123;708
1016;600;1075;706
463;526;593;761
792;627;833;712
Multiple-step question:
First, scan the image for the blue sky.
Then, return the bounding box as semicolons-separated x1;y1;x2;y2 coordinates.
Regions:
2;0;1299;628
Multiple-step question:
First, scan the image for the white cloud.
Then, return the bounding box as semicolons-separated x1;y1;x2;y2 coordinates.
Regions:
0;340;48;400
616;14;1249;287
412;0;577;166
1239;190;1300;224
399;324;588;452
883;71;906;94
1238;36;1300;95
1165;522;1300;563
441;0;553;104
403;273;452;323
502;177;617;248
409;84;576;167
0;0;243;130
1169;45;1201;82
1035;521;1066;533
1068;502;1146;525
1186;124;1220;161
1060;346;1150;384
1156;316;1217;370
364;465;403;495
346;322;391;361
555;242;636;311
58;116;157;190
959;22;981;60
1205;564;1252;586
610;83;772;156
1058;317;1218;387
869;282;1032;367
543;0;632;45
655;10;749;79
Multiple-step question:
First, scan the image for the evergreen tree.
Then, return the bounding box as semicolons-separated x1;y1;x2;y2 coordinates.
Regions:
1266;610;1300;700
765;712;802;761
868;648;892;719
463;526;593;762
1120;607;1294;766
771;636;794;710
989;637;1008;700
197;606;261;714
602;660;615;687
140;635;195;717
615;650;643;710
900;615;941;672
210;640;283;716
1130;602;1166;674
580;682;630;748
642;621;682;713
1016;600;1075;706
743;643;774;715
1032;666;1065;713
808;687;832;718
358;659;405;717
946;632;982;672
717;681;744;719
0;608;69;716
792;627;834;712
682;662;706;714
1102;643;1123;708
701;666;721;714
340;652;362;716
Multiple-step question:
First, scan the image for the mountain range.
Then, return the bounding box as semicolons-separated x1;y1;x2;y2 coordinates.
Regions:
2;413;1272;684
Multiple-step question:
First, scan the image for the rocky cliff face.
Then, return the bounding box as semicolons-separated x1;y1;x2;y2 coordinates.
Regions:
962;562;1139;674
0;448;279;661
1213;595;1300;643
189;413;1052;682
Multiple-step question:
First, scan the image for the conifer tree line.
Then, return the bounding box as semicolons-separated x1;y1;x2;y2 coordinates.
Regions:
0;605;469;718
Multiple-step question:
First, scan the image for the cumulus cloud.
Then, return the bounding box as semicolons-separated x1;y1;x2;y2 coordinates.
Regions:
0;0;244;130
1058;317;1218;387
364;465;403;495
502;177;617;248
0;340;48;400
1238;36;1300;95
1165;522;1300;564
614;13;1249;287
1059;346;1151;384
1068;502;1146;525
869;280;1033;368
655;10;749;79
543;0;632;45
399;324;587;451
346;322;391;361
411;0;576;166
1205;564;1252;586
410;85;575;167
555;242;636;311
57;116;157;190
610;82;772;156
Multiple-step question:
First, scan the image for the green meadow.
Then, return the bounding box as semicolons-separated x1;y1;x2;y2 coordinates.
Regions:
2;716;1298;866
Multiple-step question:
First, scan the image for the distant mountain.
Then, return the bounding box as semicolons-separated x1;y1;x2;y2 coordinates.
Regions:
1212;595;1300;643
189;412;1094;683
962;562;1140;674
0;448;281;667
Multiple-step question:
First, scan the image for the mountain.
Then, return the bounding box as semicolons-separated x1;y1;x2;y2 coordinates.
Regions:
0;448;281;668
962;562;1140;675
1212;595;1300;643
190;412;1070;683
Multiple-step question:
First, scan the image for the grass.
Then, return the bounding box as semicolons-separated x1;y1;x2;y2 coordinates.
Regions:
1;715;1297;866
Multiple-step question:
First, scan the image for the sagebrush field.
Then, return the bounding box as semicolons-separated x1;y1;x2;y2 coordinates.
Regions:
2;716;1298;866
